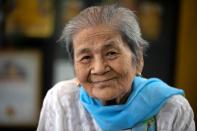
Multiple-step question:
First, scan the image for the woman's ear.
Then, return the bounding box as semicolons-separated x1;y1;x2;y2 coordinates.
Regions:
74;78;80;87
136;57;144;75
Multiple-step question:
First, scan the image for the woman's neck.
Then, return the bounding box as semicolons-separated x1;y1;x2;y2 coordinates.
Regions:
103;89;132;105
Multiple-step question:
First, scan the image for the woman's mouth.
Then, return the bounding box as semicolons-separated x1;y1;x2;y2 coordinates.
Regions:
91;77;116;83
90;78;117;88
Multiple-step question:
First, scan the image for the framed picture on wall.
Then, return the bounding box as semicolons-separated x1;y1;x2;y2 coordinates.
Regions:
0;50;42;127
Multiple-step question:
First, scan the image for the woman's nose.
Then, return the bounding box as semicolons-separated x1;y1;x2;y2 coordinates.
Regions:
91;58;109;74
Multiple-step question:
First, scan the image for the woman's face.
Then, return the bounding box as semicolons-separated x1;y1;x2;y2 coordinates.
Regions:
73;25;141;103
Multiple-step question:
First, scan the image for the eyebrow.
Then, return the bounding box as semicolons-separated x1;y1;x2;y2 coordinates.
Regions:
75;40;120;57
76;48;91;57
102;41;119;50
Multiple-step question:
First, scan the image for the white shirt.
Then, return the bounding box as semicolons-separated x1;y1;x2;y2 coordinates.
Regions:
37;79;195;131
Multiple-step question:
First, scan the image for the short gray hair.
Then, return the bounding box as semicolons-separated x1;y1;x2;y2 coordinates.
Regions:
59;4;148;64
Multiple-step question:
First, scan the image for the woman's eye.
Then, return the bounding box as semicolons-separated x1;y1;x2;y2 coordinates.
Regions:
81;56;91;63
106;51;118;59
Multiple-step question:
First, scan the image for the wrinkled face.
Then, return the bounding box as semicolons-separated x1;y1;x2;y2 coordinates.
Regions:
73;25;140;103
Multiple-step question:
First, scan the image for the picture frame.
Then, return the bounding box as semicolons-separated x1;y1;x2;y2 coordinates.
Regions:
0;50;42;127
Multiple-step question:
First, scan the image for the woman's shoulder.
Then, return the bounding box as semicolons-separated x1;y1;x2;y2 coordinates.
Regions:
157;95;195;130
48;78;79;95
164;95;190;107
159;95;193;114
44;78;80;104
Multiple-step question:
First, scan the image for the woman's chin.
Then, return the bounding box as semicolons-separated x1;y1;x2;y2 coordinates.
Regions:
91;87;119;102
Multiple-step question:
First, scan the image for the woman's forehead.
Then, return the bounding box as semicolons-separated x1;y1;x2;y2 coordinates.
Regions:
74;25;120;41
72;26;132;56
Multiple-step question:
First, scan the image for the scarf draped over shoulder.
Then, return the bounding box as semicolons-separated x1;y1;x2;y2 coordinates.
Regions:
80;76;184;131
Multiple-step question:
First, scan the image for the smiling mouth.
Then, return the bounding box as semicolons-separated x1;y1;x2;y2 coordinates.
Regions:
91;77;116;84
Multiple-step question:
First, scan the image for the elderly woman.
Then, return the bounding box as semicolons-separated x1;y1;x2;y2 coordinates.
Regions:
37;5;195;131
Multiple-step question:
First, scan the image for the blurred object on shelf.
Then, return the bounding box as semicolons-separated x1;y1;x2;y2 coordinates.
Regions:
5;0;55;38
62;0;84;23
139;2;162;41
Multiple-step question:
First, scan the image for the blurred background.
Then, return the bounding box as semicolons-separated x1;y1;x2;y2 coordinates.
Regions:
0;0;196;130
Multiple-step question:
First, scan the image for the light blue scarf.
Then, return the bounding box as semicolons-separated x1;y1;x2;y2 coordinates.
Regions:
80;76;184;131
